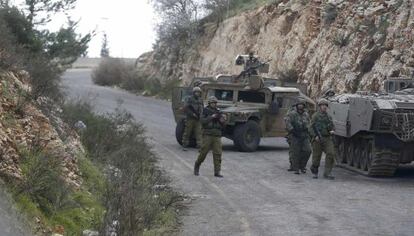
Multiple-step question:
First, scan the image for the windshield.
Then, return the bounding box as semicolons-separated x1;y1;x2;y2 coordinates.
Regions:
207;89;234;102
238;91;265;103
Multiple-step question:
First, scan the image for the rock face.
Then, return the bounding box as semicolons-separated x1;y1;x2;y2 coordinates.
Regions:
138;0;414;97
0;71;83;188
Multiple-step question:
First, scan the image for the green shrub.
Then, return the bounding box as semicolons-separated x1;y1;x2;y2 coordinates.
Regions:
333;32;351;47
17;149;72;215
323;3;338;26
61;101;181;235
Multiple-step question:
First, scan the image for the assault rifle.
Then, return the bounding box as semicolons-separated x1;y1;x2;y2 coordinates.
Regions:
186;105;201;120
312;123;322;141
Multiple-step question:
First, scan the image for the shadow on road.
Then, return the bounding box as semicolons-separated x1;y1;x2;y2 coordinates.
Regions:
222;145;289;152
394;165;414;179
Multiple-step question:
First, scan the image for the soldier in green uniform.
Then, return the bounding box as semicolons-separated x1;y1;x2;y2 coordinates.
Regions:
310;99;336;180
284;98;312;174
182;87;203;150
244;52;260;75
194;96;227;178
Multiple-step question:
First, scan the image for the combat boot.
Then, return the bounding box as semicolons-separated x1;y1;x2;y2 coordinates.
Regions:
312;173;318;179
194;164;200;176
323;174;335;180
214;173;224;178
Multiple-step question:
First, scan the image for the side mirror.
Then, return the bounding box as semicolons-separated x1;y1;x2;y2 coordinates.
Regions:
269;101;280;114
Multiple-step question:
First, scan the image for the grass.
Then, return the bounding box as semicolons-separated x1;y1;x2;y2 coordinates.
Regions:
61;101;182;235
12;149;105;235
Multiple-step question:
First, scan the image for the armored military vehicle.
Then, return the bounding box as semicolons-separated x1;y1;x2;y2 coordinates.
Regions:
172;55;315;152
327;78;414;176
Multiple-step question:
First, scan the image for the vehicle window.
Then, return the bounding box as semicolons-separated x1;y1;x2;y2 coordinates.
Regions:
388;82;395;92
181;89;193;102
238;91;265;103
207;89;234;101
273;94;296;108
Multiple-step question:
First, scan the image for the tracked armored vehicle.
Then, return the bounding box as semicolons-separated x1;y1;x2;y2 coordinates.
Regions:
327;78;414;176
172;54;315;152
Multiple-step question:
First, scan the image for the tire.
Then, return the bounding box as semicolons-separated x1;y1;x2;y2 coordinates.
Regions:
175;120;196;147
233;120;261;152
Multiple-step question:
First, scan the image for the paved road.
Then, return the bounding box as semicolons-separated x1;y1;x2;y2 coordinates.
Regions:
0;182;31;236
62;69;414;236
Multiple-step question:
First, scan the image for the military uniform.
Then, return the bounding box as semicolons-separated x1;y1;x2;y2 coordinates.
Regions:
194;97;226;177
244;53;260;75
310;100;336;179
182;91;203;148
284;107;312;174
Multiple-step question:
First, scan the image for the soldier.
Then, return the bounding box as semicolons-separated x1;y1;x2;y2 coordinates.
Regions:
194;96;227;178
284;98;312;174
182;87;203;150
244;52;260;75
310;99;336;180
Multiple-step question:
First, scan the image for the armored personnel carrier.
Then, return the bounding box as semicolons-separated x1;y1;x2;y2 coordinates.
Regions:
172;55;315;152
327;78;414;176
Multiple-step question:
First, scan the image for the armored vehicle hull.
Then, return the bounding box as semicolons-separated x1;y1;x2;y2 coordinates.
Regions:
328;90;414;176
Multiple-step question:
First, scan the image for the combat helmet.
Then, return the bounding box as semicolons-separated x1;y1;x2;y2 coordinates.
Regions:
295;97;307;106
193;87;202;93
208;96;218;104
318;98;329;106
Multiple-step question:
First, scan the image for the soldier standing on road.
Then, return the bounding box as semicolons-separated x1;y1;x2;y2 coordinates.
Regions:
284;98;312;174
310;99;336;180
194;96;227;178
182;87;203;150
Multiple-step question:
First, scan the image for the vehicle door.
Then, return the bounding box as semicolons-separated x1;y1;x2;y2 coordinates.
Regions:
266;93;297;136
172;87;193;123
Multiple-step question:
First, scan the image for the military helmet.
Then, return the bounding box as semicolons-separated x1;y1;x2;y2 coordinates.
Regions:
208;96;218;104
295;97;307;106
318;98;329;106
193;87;202;93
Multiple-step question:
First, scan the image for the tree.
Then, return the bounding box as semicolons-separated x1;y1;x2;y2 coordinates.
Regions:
24;0;77;25
100;33;110;58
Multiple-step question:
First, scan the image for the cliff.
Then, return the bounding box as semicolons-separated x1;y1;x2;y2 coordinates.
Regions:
138;0;414;97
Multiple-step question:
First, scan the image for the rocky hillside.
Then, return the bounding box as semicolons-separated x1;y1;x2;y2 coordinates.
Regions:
0;71;82;186
138;0;414;97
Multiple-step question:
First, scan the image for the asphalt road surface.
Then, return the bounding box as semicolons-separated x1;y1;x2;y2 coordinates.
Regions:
62;69;414;236
0;182;31;236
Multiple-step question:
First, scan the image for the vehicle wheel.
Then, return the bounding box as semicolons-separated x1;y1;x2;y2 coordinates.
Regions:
354;142;362;169
360;142;369;171
346;141;354;165
233;121;261;152
175;120;196;147
336;137;346;164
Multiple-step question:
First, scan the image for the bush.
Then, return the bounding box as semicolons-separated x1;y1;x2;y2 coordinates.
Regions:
14;148;105;235
92;58;179;99
333;32;351;47
323;3;338;26
92;58;147;91
61;101;181;235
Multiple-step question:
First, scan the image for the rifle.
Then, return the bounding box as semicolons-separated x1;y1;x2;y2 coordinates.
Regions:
186;104;201;120
312;123;322;141
236;59;272;80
